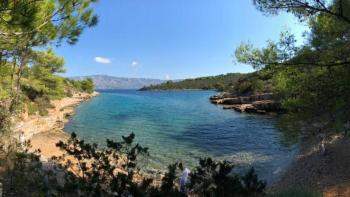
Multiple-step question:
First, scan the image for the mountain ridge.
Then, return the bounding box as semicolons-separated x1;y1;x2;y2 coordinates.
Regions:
70;75;167;89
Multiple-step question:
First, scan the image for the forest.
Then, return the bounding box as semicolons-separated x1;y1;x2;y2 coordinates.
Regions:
141;73;246;91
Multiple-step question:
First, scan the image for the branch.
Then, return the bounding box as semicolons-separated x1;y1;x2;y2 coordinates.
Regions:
0;0;80;37
264;0;350;24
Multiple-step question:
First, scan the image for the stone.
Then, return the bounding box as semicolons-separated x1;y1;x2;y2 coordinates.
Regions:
209;92;285;115
221;98;241;105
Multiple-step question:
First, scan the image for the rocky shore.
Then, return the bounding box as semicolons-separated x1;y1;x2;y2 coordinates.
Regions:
210;92;285;115
13;92;99;138
12;91;99;160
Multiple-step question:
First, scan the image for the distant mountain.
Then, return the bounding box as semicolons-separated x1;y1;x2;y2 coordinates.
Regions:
71;75;166;89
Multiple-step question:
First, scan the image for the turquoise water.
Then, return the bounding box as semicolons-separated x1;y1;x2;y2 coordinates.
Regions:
64;90;297;183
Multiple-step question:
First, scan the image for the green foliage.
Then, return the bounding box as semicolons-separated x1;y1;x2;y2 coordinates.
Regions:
42;75;66;99
189;158;266;197
80;78;94;93
53;132;152;196
142;73;246;91
156;163;185;197
253;0;350;24
66;78;95;94
0;106;11;133
236;0;350;134
0;132;266;196
233;72;273;95
31;49;65;78
0;0;98;113
0;64;12;100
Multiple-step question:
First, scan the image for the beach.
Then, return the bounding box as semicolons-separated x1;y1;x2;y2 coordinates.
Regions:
12;92;99;161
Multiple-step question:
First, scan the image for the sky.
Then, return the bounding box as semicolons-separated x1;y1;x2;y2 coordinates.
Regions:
56;0;308;80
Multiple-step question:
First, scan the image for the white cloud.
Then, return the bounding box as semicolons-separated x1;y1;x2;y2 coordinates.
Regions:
131;61;138;67
94;57;111;64
165;74;170;80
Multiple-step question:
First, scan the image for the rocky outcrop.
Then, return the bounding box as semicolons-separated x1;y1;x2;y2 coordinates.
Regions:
12;91;99;139
210;92;285;115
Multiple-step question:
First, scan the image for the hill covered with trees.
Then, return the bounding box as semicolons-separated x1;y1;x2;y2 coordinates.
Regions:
141;73;247;91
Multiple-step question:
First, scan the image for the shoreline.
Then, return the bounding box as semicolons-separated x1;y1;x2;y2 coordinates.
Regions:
14;90;350;196
13;91;99;160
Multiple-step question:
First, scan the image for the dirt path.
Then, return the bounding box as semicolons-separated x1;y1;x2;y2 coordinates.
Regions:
274;136;350;196
29;130;69;161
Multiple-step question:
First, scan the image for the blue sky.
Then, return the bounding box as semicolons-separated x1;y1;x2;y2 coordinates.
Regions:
56;0;307;80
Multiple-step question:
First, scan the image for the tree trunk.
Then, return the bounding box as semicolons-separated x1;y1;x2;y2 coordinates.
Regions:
9;48;28;113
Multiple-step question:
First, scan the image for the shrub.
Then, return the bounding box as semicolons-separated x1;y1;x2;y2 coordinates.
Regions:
34;97;53;116
0;106;11;133
0;133;267;196
189;158;266;197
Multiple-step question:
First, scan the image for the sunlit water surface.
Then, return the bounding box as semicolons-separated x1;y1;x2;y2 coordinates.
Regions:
64;90;298;184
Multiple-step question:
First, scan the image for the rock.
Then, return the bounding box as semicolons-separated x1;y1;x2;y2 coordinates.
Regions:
221;98;241;105
210;99;222;104
256;110;267;114
209;92;284;115
210;92;235;100
223;105;240;110
252;100;282;112
232;106;243;112
250;93;274;101
239;96;251;104
243;104;257;113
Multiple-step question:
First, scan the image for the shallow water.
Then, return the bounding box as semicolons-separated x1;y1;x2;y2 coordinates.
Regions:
64;90;298;183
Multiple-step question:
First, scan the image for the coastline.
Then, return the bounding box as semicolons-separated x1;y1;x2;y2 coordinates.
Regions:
14;90;350;196
13;91;99;161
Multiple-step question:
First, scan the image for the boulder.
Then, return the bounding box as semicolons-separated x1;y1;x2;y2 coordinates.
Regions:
250;93;274;102
209;92;285;115
210;92;235;100
252;100;282;112
243;104;257;113
221;98;241;105
210;99;220;104
239;96;251;104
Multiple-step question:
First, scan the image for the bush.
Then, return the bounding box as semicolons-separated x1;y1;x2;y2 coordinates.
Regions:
80;78;94;93
67;78;95;94
189;158;266;197
42;75;66;100
34;97;53;116
0;106;11;133
0;133;267;196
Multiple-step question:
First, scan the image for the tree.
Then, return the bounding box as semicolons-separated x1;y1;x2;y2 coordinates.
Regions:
0;0;98;112
81;78;94;93
31;48;65;78
253;0;350;24
237;0;350;136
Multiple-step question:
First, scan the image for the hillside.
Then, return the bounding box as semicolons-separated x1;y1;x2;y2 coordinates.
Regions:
71;75;166;89
140;73;247;91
